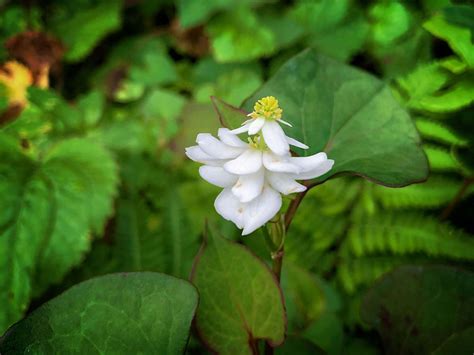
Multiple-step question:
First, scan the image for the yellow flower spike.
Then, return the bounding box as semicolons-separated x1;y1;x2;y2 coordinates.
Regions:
0;61;33;107
250;96;283;120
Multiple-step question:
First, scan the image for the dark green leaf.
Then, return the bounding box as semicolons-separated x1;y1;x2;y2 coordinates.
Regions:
242;50;428;187
361;265;474;354
0;273;198;354
191;226;286;354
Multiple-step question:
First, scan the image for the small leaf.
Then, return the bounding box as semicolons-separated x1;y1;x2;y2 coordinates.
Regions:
0;273;198;354
361;265;474;354
396;61;451;110
369;1;411;46
416;76;474;113
415;118;468;146
191;226;286;354
207;8;276;62
242;50;428;187
77;90;105;127
424;14;474;67
211;96;248;129
51;1;122;62
440;56;468;74
424;144;460;171
177;0;264;28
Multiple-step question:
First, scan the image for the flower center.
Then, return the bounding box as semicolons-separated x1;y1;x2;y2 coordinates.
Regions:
247;135;267;151
250;96;282;120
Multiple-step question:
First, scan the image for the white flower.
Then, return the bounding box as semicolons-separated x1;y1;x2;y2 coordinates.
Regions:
231;96;308;156
185;128;334;235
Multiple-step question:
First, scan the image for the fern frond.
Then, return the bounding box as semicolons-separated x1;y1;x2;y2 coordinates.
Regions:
424;144;460;172
307;178;361;215
416;118;468;146
373;176;471;209
343;212;474;260
338;256;428;293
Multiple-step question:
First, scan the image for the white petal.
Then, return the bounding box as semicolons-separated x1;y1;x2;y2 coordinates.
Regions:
232;169;264;203
291;152;329;173
261;120;289;156
230;122;251;134
242;186;282;235
262;151;300;174
286;136;309;149
185;146;222;166
214;188;245;229
218;128;247;148
185;145;211;162
267;171;307;195
224;149;263;175
197;133;243;159
294;159;334;180
248;117;265;135
277;118;293;127
199;166;238;188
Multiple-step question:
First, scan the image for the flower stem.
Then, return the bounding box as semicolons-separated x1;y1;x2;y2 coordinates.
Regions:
284;188;309;231
264;214;285;354
264;190;310;354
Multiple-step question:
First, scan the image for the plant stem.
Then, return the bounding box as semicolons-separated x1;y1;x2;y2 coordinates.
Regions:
284;188;309;231
440;177;473;220
271;247;284;282
264;189;310;354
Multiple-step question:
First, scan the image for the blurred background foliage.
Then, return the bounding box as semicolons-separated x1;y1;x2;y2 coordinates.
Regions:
0;0;473;353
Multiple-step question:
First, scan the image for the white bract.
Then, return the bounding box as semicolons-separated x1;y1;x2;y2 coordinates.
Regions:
185;96;334;235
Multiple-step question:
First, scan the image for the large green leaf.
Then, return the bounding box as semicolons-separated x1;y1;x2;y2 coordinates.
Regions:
0;273;198;354
240;50;428;187
191;227;286;354
0;137;118;333
361;265;474;354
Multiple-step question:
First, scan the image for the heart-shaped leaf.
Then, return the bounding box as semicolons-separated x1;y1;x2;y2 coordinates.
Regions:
0;272;198;354
361;265;474;354
191;226;286;354
216;50;429;187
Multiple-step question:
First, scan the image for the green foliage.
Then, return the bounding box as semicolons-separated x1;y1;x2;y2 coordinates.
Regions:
243;51;429;187
207;8;276;63
0;273;198;354
289;0;368;61
191;226;286;354
0;136;118;333
362;266;474;354
344;212;474;259
373;176;471;209
177;0;263;29
0;0;473;353
424;14;474;68
50;1;123;62
415;118;467;146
